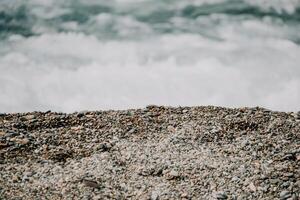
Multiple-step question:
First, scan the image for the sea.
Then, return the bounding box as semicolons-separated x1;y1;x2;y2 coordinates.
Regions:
0;0;300;113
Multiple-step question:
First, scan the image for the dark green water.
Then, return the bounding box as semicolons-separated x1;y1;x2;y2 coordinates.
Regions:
1;0;300;41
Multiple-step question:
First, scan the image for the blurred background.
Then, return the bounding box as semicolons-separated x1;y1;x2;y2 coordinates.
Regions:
0;0;300;112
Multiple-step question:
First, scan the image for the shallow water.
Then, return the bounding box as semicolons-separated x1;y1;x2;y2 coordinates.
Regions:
1;0;300;112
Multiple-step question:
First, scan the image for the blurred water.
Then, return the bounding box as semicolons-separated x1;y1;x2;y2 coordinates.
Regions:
0;0;300;112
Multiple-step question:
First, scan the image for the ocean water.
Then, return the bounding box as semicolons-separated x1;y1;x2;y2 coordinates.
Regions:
0;0;300;113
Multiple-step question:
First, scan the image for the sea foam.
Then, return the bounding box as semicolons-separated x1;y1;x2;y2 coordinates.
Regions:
0;0;300;112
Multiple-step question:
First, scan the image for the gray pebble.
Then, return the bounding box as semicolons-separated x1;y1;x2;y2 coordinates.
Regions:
150;191;160;200
215;191;228;199
1;106;299;200
280;191;292;200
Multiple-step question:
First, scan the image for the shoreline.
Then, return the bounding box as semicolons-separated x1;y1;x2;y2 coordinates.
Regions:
1;106;299;199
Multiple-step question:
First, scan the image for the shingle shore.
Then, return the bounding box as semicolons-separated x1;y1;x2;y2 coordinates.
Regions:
0;106;299;200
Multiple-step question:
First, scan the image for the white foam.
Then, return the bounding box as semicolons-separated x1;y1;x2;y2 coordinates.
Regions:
1;30;300;112
0;0;300;113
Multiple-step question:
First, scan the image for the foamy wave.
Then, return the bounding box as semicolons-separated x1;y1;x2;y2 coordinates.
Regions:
1;31;300;112
0;0;300;112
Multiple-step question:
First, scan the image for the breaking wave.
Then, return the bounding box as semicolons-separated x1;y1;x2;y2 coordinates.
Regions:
1;0;300;112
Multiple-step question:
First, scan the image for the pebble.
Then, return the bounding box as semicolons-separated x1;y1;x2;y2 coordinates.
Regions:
97;143;112;152
181;193;189;198
5;131;19;138
0;106;299;200
15;138;30;145
24;114;35;120
82;179;101;189
280;191;292;200
248;182;256;192
0;131;6;136
214;191;228;199
12;175;19;182
270;179;280;184
150;191;160;200
167;170;180;180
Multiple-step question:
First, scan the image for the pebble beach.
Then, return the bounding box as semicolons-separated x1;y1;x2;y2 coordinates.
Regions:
0;106;299;199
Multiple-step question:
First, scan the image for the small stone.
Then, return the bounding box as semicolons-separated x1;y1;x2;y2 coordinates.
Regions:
181;193;189;198
167;126;175;133
292;111;300;119
0;142;8;149
270;179;280;184
150;191;160;200
119;183;127;191
71;126;83;131
24;114;35;120
289;194;297;200
98;143;112;152
0;131;6;137
214;191;228;199
50;150;72;162
280;191;292;200
170;170;179;177
153;166;163;176
232;176;240;182
236;196;244;200
282;154;296;161
284;173;294;178
167;170;180;180
282;182;290;187
5;131;19;138
127;128;136;134
15;138;30;145
82;179;101;189
22;175;30;182
249;182;256;192
93;195;102;200
76;113;84;118
12;175;19;182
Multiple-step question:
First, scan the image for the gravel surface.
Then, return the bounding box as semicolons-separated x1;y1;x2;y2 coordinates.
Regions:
0;106;299;200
